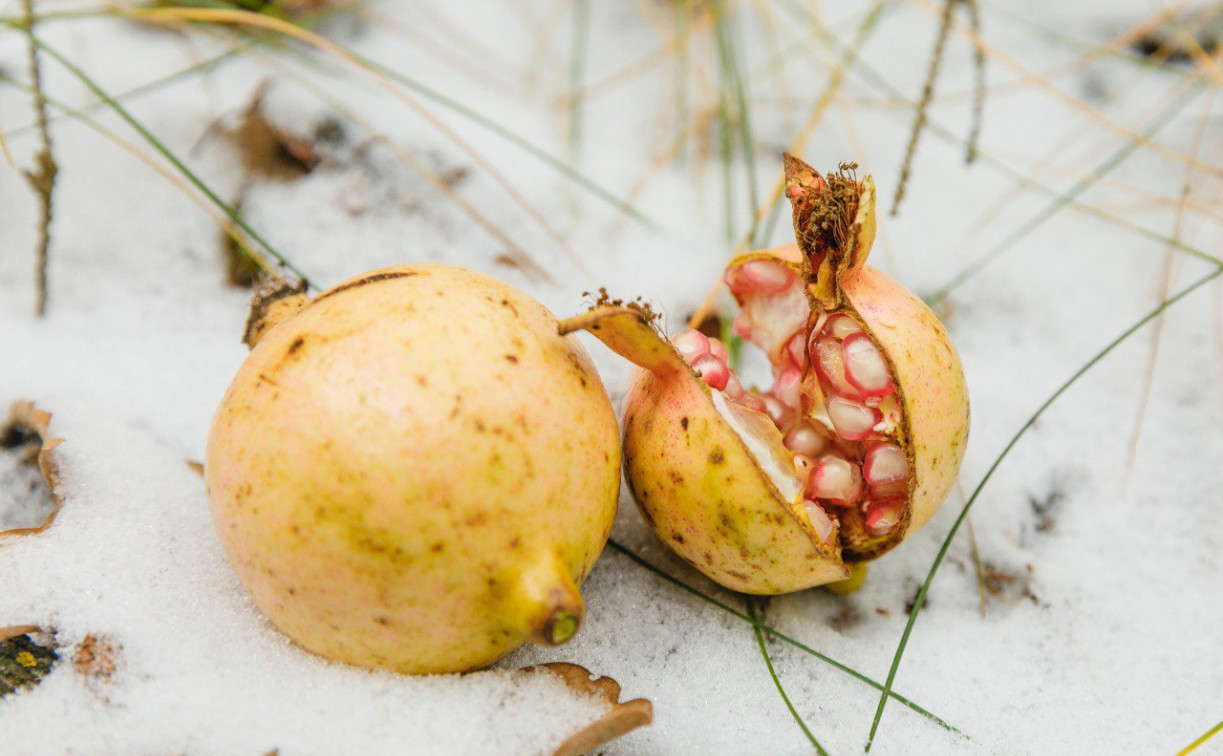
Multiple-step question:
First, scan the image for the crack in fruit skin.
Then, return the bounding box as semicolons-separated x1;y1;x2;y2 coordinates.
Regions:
563;156;969;593
206;264;621;673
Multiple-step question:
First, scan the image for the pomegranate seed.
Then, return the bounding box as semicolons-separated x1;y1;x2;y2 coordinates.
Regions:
785;331;807;370
691;354;729;391
825;396;880;441
671;329;710;364
824;314;863;341
812;336;865;401
807;453;863;506
842;333;894;397
761;393;794;428
793;453;816;478
738;392;767;413
783;422;829;457
773;367;803;409
864;497;904;536
708;337;730;364
863;443;907;488
724;259;797;295
732;310;753;340
869;480;909;499
724;370;745;399
803;500;837;544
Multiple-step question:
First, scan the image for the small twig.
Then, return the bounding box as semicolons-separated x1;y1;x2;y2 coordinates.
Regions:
892;0;958;216
963;0;985;164
964;514;988;618
21;0;58;317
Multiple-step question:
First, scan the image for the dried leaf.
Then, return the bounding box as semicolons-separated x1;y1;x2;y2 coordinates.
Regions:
1;401;63;536
0;627;58;698
231;83;320;181
73;633;120;682
522;662;652;756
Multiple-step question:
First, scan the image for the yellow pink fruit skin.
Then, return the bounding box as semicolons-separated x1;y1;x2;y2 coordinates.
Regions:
560;308;849;594
205;264;621;674
623;371;850;593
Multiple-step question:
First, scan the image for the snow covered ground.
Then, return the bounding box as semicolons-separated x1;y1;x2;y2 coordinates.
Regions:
1;0;1221;754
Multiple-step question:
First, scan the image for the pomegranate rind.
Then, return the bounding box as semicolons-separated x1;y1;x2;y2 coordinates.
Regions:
561;306;850;594
839;265;969;558
206;264;621;674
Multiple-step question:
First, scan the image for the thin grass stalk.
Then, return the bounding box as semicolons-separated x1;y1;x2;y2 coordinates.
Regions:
20;0;57;316
0;71;266;278
747;598;830;755
11;27;311;284
604;539;965;736
891;0;958;216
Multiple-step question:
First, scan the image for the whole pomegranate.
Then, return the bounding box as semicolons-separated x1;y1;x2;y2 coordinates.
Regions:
560;155;968;594
205;264;621;673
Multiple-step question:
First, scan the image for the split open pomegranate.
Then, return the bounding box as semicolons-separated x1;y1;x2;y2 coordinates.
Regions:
560;155;969;594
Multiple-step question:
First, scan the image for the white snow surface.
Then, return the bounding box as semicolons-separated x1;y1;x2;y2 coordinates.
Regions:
1;1;1222;754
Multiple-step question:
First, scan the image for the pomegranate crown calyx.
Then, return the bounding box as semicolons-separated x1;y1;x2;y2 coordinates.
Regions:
580;287;664;335
782;153;876;280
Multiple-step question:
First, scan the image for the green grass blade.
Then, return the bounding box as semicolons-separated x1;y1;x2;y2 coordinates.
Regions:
1175;717;1223;756
747;598;831;755
13;27;312;285
605;539;965;737
712;0;760;244
862;263;1223;752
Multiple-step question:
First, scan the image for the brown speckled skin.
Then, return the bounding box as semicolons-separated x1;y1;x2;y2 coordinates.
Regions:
205;264;620;674
561;308;849;594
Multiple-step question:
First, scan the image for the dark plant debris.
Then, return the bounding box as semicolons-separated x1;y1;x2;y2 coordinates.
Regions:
583;288;664;334
231;84;322;181
1132;10;1221;65
0;632;58;698
783;153;863;259
1029;486;1066;534
73;633;120;683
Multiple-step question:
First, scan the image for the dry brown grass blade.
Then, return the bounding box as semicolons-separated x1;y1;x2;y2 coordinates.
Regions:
22;0;57;317
0;626;43;642
906;0;1223;175
937;0;1195;103
357;5;519;94
891;0;959;216
526;662;653;756
1126;87;1217;473
122;6;592;282
240;46;551;282
1;401;62;537
686;1;890;330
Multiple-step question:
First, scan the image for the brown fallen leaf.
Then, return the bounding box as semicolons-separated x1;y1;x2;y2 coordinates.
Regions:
232;83;321;181
1;401;63;536
73;633;120;683
0;625;42;642
523;662;652;756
